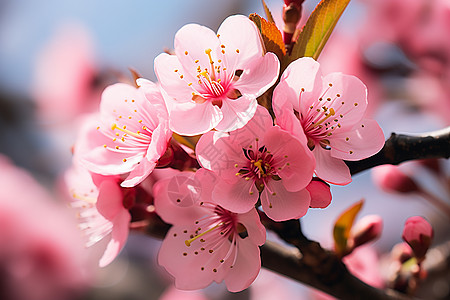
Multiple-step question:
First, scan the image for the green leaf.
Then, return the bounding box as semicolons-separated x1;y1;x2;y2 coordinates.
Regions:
333;199;364;257
283;0;351;68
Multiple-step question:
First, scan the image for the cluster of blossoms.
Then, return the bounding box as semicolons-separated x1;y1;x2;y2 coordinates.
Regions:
66;15;384;291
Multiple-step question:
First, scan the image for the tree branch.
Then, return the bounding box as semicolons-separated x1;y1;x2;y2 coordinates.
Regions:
143;128;450;299
143;213;414;299
347;127;450;175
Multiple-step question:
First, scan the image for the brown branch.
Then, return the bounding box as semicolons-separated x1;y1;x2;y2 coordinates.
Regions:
143;214;415;299
347;127;450;175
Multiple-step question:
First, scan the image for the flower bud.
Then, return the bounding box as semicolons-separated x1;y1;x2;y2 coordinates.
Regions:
372;165;419;194
402;216;433;261
282;0;304;46
348;215;383;250
307;178;332;209
391;242;413;264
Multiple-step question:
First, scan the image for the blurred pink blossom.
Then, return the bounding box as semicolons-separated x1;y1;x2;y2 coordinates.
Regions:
343;246;384;288
0;155;88;300
32;25;98;122
348;215;383;250
64;164;130;268
372;165;419;194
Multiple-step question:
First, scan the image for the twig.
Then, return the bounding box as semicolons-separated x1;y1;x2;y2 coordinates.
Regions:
347;127;450;175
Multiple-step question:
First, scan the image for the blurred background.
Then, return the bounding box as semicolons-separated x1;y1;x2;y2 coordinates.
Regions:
0;0;449;299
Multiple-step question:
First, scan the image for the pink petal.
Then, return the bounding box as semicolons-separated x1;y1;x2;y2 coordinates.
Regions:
153;173;206;225
146;120;172;163
224;237;262;292
212;178;259;214
330;119;385;160
121;157;156;187
168;101;223;136
136;78;169;117
196;131;247;182
99;209;131;267
261;180;311;221
237;208;266;246
174;23;221;78
313;147;352;185
263;126;315;191
154;53;196;103
274;106;308;145
273;57;323;117
99;83;158;132
158;227;230;290
234;53;280;97
217;15;264;69
307;179;332;209
77;115;143;175
215;94;258;132
96;180;124;220
229;105;274;143
321;73;368;131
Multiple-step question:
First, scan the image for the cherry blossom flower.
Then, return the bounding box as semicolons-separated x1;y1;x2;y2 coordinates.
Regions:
154;170;266;292
273;57;385;185
65;165;130;267
196;106;315;221
154;14;280;135
79;82;172;187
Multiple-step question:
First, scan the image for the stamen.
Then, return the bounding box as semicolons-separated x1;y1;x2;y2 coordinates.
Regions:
111;123;147;140
185;222;223;247
72;192;96;204
204;48;216;81
312;108;335;128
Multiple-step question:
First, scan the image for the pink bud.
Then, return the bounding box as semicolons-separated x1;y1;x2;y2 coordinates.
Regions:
348;215;383;250
282;0;304;45
284;0;305;7
391;242;413;264
402;216;433;261
307;178;332;209
372;165;419;194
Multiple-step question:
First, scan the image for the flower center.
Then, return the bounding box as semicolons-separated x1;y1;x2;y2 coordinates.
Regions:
235;138;289;197
297;83;347;150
